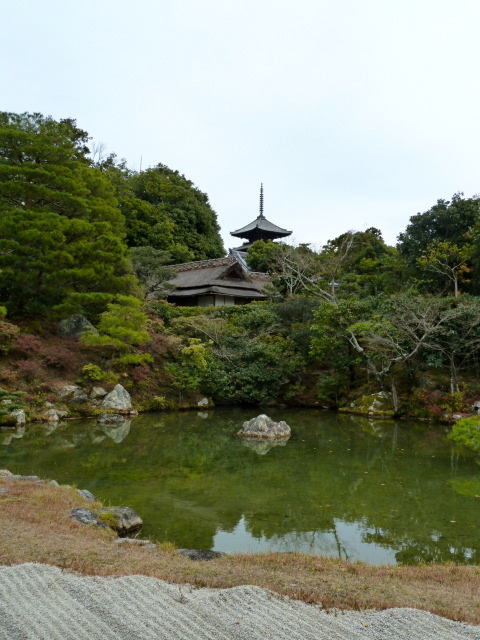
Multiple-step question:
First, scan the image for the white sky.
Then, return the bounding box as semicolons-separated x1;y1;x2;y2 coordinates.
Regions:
2;0;480;252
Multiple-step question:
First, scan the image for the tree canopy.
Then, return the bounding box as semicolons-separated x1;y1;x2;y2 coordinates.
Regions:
0;112;135;317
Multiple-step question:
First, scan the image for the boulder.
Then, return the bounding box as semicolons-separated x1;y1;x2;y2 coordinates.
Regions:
237;414;291;440
90;386;108;400
43;409;68;422
77;489;95;502
58;314;99;339
339;392;396;418
71;388;89;404
0;469;13;476
10;409;26;426
101;384;132;411
70;508;106;528
57;385;78;400
97;506;143;535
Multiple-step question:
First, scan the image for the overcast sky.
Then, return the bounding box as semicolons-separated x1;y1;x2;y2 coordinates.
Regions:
2;0;480;252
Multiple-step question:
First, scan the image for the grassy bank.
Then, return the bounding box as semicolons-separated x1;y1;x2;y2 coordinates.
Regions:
1;475;479;625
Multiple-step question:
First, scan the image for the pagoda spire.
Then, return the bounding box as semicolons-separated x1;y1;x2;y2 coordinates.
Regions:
259;183;264;218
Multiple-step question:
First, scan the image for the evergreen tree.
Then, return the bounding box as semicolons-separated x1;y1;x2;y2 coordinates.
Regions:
0;112;135;317
123;165;225;262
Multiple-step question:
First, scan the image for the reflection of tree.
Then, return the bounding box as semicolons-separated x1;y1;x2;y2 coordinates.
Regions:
1;409;480;564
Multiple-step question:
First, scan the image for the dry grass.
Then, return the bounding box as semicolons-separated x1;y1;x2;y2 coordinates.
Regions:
1;476;480;625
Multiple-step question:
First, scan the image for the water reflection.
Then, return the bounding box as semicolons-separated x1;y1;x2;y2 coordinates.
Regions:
213;516;398;565
240;439;288;455
1;408;479;566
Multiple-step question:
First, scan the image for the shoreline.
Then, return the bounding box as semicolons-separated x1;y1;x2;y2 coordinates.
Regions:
1;471;480;626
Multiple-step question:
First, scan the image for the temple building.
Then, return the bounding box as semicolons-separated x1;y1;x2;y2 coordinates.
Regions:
166;185;290;307
230;184;292;255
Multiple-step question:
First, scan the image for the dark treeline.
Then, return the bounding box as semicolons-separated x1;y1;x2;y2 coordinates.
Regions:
1;111;480;422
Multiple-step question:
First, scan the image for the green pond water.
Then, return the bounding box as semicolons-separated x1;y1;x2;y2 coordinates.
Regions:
1;408;479;566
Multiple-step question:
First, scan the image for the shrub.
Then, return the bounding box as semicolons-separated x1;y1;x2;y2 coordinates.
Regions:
0;320;21;354
42;346;78;370
113;353;154;367
448;416;480;452
16;360;44;381
81;364;104;381
13;334;43;356
129;365;152;383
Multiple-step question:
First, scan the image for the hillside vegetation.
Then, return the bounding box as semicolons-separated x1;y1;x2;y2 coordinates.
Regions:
2;111;480;430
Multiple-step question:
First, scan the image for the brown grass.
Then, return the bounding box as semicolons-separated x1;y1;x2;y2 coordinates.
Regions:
1;476;480;625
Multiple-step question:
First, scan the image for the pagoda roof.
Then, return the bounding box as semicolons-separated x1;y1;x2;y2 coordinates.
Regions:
230;214;292;239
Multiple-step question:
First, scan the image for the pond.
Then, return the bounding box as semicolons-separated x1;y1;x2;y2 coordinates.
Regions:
1;408;479;566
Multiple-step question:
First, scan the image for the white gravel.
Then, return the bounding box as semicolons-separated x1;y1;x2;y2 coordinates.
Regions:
0;563;479;640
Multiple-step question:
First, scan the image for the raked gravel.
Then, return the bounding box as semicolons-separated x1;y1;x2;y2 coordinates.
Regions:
0;563;478;640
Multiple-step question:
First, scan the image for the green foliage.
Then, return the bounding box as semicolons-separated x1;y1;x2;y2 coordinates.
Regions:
398;193;480;293
417;241;473;297
0;387;26;422
113;353;154;367
165;338;208;401
82;296;151;352
105;163;225;263
129;246;175;299
0;112;136;317
448;416;480;452
81;364;104;381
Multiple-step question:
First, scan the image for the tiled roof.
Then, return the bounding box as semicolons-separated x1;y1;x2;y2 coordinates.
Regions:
231;215;291;238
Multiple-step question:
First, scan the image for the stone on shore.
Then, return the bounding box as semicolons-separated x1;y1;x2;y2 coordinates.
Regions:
97;506;143;535
101;384;132;411
237;414;291;440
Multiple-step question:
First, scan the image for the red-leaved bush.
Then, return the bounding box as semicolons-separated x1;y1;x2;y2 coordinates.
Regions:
13;334;43;356
16;360;44;381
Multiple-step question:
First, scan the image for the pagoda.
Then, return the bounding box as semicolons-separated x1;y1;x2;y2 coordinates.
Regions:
230;184;292;252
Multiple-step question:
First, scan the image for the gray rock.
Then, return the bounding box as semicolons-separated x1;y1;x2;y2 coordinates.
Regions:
77;489;95;502
0;488;7;495
49;480;60;487
71;388;89;404
237;414;291;440
70;508;105;527
43;409;59;422
101;384;132;411
471;400;480;414
340;391;396;418
0;469;13;476
114;538;153;546
57;385;78;400
90;386;108;400
178;549;226;561
58;315;99;339
10;409;26;426
97;506;143;535
197;397;209;407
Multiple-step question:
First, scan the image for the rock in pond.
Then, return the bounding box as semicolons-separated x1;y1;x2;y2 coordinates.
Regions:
237;414;291;440
339;391;396;418
101;384;132;411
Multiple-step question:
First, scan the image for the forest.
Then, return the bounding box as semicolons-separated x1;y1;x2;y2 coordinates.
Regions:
1;111;480;446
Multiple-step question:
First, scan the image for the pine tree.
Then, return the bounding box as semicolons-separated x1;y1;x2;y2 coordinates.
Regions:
0;112;136;317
